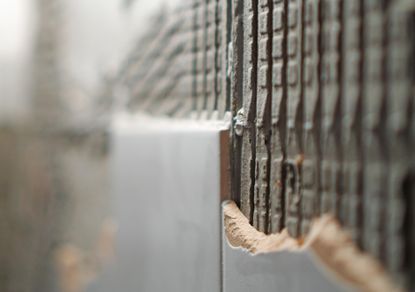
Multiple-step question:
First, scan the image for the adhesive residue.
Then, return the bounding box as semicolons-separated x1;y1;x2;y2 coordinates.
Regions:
223;201;401;292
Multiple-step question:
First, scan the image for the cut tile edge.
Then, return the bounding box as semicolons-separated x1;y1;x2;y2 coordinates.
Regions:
223;200;402;292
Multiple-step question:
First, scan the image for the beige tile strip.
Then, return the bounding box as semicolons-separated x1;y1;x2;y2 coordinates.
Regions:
223;200;402;292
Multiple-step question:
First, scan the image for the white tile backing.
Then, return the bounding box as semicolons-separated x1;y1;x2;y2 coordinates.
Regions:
87;115;228;292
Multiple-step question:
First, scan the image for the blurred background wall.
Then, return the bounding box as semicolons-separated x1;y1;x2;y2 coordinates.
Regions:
0;1;180;291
